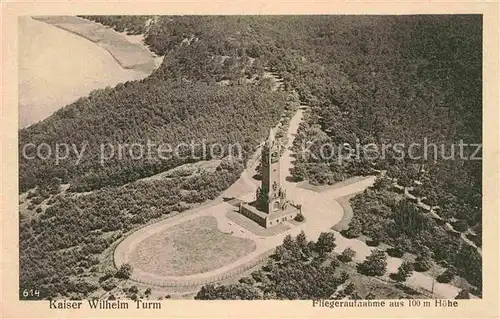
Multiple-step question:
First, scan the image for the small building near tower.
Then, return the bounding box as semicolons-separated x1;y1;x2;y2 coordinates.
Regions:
239;128;301;228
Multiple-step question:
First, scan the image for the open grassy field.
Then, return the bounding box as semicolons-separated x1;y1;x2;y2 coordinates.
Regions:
128;216;256;276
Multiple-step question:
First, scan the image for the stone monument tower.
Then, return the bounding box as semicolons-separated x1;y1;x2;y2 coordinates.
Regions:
239;128;300;228
257;128;286;213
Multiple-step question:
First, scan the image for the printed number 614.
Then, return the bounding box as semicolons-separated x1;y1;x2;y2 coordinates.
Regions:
22;289;40;298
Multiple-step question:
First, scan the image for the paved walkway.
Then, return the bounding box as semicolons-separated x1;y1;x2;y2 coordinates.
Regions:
395;182;482;256
114;77;466;299
115;107;375;285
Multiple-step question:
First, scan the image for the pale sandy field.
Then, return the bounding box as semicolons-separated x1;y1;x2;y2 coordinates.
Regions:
129;216;256;276
18;17;150;128
115;104;467;298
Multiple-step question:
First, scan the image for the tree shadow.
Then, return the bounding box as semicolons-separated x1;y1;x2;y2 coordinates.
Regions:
389;273;402;281
223;197;243;207
285;176;302;183
394;283;420;295
366;239;381;247
340;229;360;239
252;174;261;181
386;248;405;258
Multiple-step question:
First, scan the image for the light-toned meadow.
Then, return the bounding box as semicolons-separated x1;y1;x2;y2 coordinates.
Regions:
128;216;257;276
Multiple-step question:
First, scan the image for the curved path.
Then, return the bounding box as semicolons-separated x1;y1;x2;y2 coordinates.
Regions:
115;74;467;299
115;106;375;286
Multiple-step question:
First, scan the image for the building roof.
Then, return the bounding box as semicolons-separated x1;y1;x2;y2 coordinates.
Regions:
240;203;269;220
268;203;300;219
241;201;299;221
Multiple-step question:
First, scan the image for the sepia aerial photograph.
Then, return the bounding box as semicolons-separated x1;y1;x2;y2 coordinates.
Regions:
18;14;482;303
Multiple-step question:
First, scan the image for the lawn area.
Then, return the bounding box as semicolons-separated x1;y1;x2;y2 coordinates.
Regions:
128;216;256;276
226;209;290;236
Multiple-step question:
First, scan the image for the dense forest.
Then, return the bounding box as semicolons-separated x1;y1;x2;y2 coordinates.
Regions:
344;177;482;291
78;15;153;35
20;158;241;298
196;231;353;300
19;16;292;192
263;15;483;291
19;15;482;299
195;231;442;300
19;80;286;192
287;15;481;199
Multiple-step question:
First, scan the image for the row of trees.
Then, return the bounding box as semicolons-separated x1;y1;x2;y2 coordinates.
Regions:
196;230;449;300
79;16;152;35
19;15;301;300
19;80;287;192
19;159;242;299
282;15;481;237
342;244;471;300
342;177;482;291
19;15;482;299
195;231;347;300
